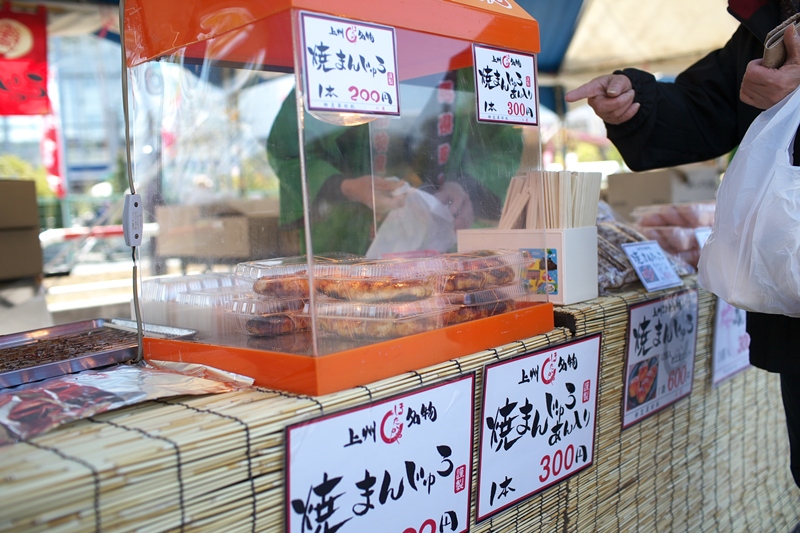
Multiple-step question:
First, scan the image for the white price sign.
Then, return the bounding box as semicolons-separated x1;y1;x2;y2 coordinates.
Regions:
286;375;475;533
300;12;400;116
622;289;698;428
473;44;538;125
476;335;601;522
711;297;751;386
621;240;683;292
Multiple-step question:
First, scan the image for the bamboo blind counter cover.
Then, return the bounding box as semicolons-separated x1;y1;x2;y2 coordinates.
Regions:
1;277;798;532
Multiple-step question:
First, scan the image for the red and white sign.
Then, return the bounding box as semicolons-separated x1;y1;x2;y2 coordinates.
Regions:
476;334;601;522
711;297;750;386
473;44;538;126
300;12;400;117
622;289;698;428
0;5;50;115
286;375;475;533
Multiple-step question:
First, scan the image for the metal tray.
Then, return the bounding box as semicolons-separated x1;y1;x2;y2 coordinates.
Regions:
0;318;195;388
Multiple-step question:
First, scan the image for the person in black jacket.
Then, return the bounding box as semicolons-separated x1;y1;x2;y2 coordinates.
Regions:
565;0;800;490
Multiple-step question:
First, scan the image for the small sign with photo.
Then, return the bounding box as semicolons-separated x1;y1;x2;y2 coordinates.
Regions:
621;241;682;292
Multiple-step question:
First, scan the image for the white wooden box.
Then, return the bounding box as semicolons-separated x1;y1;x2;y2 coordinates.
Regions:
457;226;598;305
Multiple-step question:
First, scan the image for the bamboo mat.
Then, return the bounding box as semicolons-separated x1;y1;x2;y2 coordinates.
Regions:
1;277;798;532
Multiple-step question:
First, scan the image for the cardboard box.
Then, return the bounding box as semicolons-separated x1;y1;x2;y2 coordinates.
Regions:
155;199;297;259
0;179;39;229
0;228;44;281
604;163;721;221
457;226;598;305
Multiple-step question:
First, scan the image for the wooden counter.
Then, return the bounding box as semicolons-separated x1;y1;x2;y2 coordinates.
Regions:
0;277;797;532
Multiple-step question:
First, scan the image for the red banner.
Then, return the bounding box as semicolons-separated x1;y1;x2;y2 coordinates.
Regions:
0;4;50;115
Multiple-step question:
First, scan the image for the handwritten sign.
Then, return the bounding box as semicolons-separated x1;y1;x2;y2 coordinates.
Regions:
621;241;682;292
623;289;698;428
476;335;601;521
473;44;538;125
711;297;750;386
300;12;400;116
286;375;475;533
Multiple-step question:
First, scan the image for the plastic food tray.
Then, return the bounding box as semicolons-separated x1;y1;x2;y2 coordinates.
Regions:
314;257;448;302
310;296;455;340
440;249;528;292
225;296;309;337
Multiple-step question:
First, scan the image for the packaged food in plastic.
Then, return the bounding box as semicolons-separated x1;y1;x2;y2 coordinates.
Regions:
631;202;715;228
440;249;528;292
235;254;360;300
314;257;448;302
443;282;530;325
311;296;455;340
225;296;309;337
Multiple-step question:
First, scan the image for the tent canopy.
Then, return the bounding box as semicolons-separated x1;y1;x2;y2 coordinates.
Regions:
22;0;740;107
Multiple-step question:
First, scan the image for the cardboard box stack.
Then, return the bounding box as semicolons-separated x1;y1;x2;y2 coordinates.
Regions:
0;180;43;282
155;197;300;260
604;162;721;222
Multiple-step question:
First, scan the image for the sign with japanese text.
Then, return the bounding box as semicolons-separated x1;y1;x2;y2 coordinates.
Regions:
0;5;50;116
621;241;682;292
622;289;698;428
300;12;400;116
473;44;538;126
711;297;750;387
286;375;475;533
476;335;601;521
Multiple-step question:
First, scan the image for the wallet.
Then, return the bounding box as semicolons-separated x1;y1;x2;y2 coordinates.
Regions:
763;13;800;68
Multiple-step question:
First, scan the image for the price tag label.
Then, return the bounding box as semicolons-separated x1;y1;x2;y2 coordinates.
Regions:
476;335;601;521
711;297;751;386
622;290;698;428
694;226;712;249
473;44;538;125
300;12;400;116
286;375;475;533
621;240;682;292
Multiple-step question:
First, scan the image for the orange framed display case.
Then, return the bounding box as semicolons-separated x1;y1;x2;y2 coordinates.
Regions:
123;0;551;394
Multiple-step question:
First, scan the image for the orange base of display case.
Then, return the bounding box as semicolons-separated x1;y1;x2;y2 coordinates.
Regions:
144;302;554;396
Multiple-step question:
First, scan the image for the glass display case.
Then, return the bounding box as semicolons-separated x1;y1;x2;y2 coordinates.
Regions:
124;0;553;393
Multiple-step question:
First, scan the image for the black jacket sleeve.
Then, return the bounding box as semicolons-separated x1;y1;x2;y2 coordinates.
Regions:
605;24;763;171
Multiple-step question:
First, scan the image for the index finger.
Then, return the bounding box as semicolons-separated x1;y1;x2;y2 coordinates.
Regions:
565;81;607;102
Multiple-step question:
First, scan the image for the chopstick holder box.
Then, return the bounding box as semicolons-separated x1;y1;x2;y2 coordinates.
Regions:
456;226;598;305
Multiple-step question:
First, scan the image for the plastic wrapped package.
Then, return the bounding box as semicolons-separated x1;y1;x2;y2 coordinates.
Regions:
637;226;698;252
311;296;455;340
226;296;309;337
443;281;530;325
631;202;715;228
314;257;448;302
439;249;528;292
596;220;695;294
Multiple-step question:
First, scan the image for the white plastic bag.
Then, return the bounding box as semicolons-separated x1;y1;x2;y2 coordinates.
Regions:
698;86;800;316
366;187;456;259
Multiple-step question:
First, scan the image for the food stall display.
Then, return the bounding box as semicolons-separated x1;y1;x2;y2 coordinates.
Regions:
123;0;555;394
